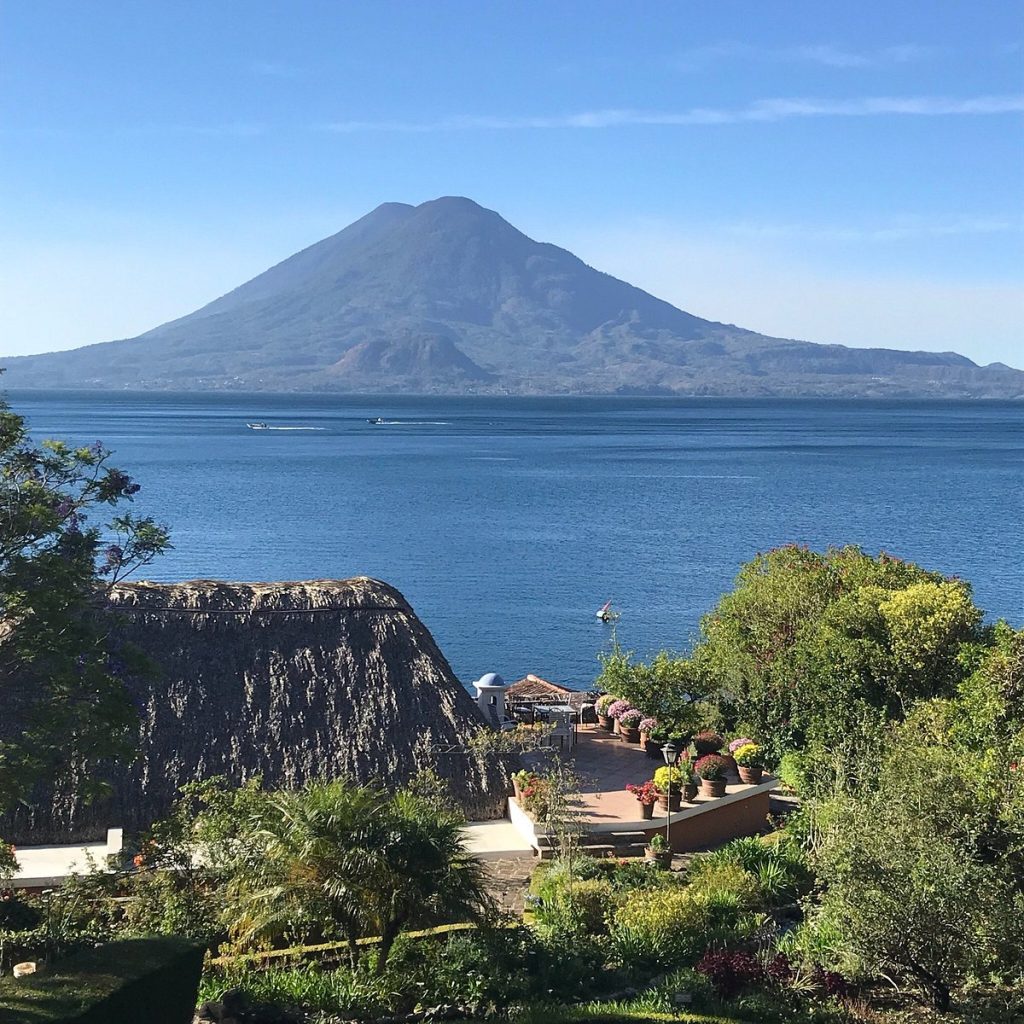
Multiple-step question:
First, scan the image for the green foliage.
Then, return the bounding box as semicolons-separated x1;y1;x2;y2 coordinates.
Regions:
688;835;811;907
610;886;712;972
224;778;494;971
596;642;711;737
0;936;204;1024
805;710;1024;1011
0;397;169;815
694;545;983;768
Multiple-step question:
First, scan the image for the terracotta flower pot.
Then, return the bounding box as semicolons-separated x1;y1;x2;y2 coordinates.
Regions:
639;801;655;820
597;714;614;732
620;726;641;744
644;848;673;870
680;781;698;802
644;739;663;759
656;790;682;813
512;778;522;800
613;718;621;734
699;777;727;798
738;765;764;784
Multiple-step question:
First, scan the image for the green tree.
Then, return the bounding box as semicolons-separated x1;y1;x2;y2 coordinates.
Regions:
805;636;1024;1011
595;642;709;737
693;545;983;765
225;779;494;971
0;396;169;811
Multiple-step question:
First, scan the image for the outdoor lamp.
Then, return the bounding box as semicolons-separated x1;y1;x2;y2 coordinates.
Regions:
662;740;681;766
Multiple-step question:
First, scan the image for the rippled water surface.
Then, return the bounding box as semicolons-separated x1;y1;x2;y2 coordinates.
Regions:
18;392;1023;686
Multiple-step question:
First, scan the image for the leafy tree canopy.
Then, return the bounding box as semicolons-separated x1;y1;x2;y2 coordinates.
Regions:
693;545;984;762
0;395;169;812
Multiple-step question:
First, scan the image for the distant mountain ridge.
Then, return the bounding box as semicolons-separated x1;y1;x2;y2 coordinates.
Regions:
3;196;1021;397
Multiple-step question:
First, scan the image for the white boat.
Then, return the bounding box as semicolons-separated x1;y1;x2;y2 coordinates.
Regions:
246;422;269;430
595;600;619;622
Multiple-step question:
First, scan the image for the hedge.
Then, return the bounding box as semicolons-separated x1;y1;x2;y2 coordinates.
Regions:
0;936;205;1024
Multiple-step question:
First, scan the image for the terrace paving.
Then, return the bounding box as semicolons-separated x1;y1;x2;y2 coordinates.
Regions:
566;724;774;829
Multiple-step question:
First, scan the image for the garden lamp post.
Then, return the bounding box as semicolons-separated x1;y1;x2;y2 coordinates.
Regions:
661;740;681;853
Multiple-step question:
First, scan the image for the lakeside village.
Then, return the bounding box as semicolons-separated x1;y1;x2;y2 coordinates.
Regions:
0;404;1022;1024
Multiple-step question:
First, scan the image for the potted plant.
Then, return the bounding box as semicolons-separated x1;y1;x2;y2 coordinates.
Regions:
520;774;551;821
644;833;673;869
653;765;685;812
732;742;765;784
639;716;658;744
511;768;532;800
723;735;754;775
693;730;725;756
626;780;658;820
595;694;617;731
607;699;633;734
619;708;643;744
645;723;667;759
677;760;698;803
694;754;729;797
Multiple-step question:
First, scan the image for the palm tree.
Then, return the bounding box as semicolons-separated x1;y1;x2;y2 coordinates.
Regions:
224;778;494;971
225;778;383;965
364;789;495;972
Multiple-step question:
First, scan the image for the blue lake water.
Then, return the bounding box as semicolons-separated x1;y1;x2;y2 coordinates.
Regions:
14;391;1023;687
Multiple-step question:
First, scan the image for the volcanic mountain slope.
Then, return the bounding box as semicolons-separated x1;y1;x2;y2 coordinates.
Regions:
3;196;1021;396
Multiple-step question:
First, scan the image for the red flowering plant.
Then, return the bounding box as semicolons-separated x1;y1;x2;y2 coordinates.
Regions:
625;781;659;806
693;730;725;754
694;754;729;780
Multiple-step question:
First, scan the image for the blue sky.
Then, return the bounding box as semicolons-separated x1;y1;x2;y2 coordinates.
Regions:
1;1;1021;365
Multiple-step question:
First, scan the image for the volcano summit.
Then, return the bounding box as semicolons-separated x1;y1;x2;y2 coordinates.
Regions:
4;197;1020;397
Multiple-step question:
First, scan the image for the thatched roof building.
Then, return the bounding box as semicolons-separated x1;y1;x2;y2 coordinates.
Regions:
3;577;511;843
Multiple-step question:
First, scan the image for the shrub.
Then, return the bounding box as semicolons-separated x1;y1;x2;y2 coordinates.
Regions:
686;863;762;916
695;948;765;997
694;754;729;780
610;887;710;972
688;835;810;907
0;895;41;931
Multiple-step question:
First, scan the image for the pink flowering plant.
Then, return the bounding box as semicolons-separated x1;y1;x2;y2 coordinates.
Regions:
728;736;756;753
607;699;634;720
639;717;658;733
619;708;643;728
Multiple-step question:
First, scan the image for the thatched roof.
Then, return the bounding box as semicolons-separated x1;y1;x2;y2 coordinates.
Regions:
3;577;511;843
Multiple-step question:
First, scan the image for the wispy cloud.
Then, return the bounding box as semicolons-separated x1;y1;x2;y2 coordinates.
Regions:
316;95;1024;133
673;41;936;71
251;60;306;80
720;216;1024;243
